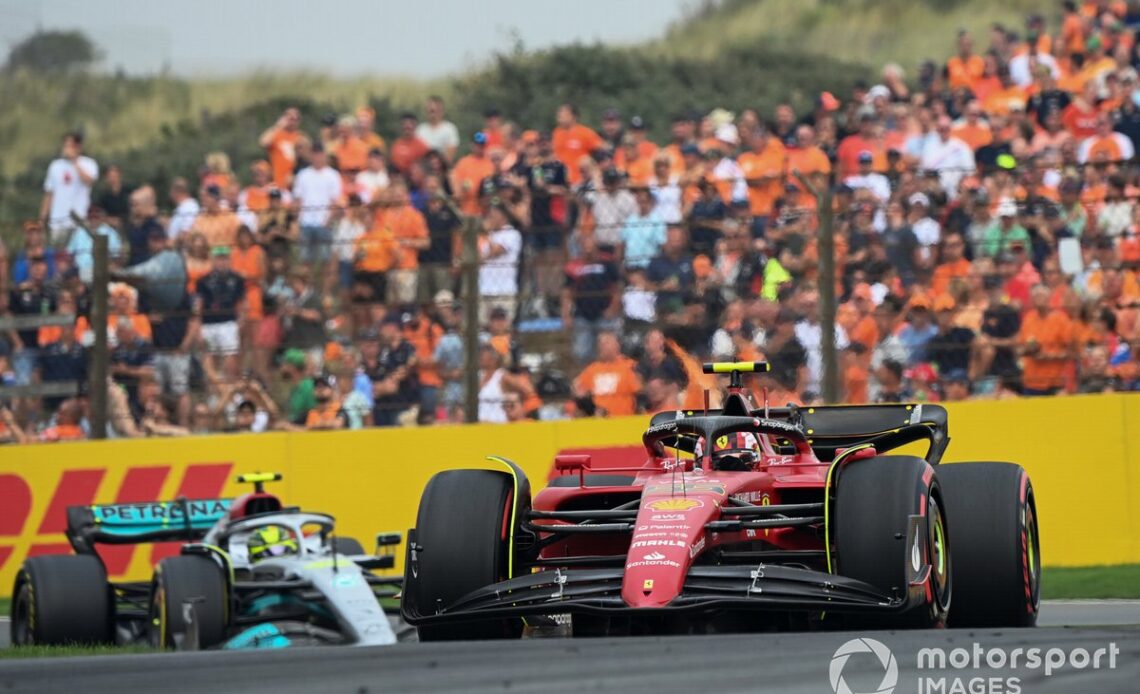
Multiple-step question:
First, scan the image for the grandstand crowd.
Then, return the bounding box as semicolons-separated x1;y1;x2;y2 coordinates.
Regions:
4;0;1140;443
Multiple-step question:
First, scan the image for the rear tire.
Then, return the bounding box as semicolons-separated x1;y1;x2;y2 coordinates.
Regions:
938;462;1039;627
10;555;114;646
148;555;229;649
407;469;523;641
834;456;951;627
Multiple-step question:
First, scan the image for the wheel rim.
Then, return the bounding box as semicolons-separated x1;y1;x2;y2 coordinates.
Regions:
12;583;32;645
928;496;950;609
148;583;166;649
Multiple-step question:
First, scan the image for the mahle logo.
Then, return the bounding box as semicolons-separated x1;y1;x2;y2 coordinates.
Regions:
830;637;899;694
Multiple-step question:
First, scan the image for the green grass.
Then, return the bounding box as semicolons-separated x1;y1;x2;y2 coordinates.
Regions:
1042;564;1140;600
0;645;152;659
0;597;8;615
655;0;1056;74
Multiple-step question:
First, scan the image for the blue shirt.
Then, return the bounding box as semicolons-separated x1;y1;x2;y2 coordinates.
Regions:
620;210;666;269
898;322;939;366
67;224;122;283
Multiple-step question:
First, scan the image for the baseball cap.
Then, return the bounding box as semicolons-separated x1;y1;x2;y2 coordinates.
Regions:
857;150;874;163
282;348;306;369
602;168;623;183
908;192;930;207
211;245;231;257
941;368;970;384
680;143;701;157
629;115;646;130
934;294;956;312
715;123;740;146
997;199;1018;217
472;131;488;146
360;327;381;341
400;311;415;325
313;373;335;388
818;91;841;111
603;107;621;120
433;289;455;306
489;306;509;320
520;130;539;144
868;84;891;101
204;184;222;198
909;294;932;311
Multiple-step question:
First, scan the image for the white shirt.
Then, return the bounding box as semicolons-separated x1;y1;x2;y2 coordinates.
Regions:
43;156;98;232
334;217;366;262
355;170;390;203
415;121;460;154
844;173;891;203
1008;52;1060;87
794;320;850;395
292;165;343;227
912;217;942;247
168;197;201;240
649;177;683;224
622;287;656;322
920;135;975;198
711;157;748;202
480;225;522;297
478;368;508;423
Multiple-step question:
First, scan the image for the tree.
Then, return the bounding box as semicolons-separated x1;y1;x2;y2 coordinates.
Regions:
5;30;99;73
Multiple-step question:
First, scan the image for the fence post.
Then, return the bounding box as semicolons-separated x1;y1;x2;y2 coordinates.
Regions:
792;171;839;403
461;214;481;424
88;233;109;439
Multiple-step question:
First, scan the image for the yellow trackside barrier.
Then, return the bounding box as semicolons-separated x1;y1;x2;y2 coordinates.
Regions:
0;394;1137;591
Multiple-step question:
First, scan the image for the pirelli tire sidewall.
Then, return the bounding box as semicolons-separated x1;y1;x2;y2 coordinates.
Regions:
149;554;230;649
10;554;114;646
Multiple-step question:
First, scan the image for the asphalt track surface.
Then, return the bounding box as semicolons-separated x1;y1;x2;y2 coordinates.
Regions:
1;601;1138;693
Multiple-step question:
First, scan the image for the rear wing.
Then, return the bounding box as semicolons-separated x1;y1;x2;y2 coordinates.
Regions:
646;403;949;464
66;498;232;555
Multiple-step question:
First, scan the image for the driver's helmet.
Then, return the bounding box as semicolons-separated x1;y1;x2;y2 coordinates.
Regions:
698;431;762;470
248;524;299;562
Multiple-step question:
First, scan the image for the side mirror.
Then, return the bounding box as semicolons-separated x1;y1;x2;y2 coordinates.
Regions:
554;454;591;471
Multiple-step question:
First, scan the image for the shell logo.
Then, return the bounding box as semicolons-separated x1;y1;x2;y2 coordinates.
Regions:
646;498;704;512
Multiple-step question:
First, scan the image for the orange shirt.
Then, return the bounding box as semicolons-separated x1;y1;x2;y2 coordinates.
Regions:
613;141;659;170
404;321;444;388
186;259;211;293
844;363;869;404
1062;103;1100;139
267;130;302;188
378;205;429;270
242;186;270;213
40;424;85;442
982;86;1027;116
1083;136;1127;163
622;157;654;187
931;258;972;296
575;357;640;417
304;400;344;428
332;136;370;172
947;54;985;90
75;313;152;343
737;140;787;217
836;134;886;178
1062;14;1085;55
1019;309;1073;391
388;136;430;174
553;124;603;184
451;155;495;216
848;314;879;351
786;146;831;209
231;244;266;320
354;226;398;273
952;123;992;151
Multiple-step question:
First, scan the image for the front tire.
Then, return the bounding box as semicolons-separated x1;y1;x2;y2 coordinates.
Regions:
939;462;1039;627
834;456;951;627
406;469;523;641
148;555;230;649
10;554;114;646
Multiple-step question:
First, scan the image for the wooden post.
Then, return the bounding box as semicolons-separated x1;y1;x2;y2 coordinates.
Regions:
461;215;481;424
89;233;109;438
793;171;839;403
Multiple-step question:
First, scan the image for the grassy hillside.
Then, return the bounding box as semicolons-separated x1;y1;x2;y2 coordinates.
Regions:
657;0;1055;72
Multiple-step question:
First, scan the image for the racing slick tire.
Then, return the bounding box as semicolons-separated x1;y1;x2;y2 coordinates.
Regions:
10;554;114;646
834;455;951;628
333;536;366;555
148;555;229;649
938;462;1039;628
408;469;523;641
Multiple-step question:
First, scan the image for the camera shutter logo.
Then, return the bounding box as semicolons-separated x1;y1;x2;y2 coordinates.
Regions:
829;637;898;694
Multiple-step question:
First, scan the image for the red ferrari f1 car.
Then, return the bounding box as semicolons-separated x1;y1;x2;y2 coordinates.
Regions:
402;362;1040;639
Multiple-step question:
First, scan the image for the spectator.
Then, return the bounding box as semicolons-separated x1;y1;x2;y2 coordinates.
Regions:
292;143;343;269
478;202;523;323
389;113;431;175
355;149;390;203
194;246;245;383
11;221;57;284
331;115;369;177
553;103;603;185
6;254;55;387
332;194;369;293
379;181;430;305
452;132;495;216
191;184;242;251
354;106;387;153
648;154;683;224
738;126;787;236
981;200;1031;257
95;163;131;228
120;186;161;268
41;132;99;244
927;295;977;378
333;363;371;429
1018;284;1073;395
304;374;347;430
572;332;640;417
419;175;461;304
794;288;850;397
401;306;444;424
647;225;696;322
281;267;326;366
109;318;155;417
415;96;460;162
36;292;86;413
562;233;621;363
259;107;308;189
167;177;201;244
39;399;86;442
619;188;666;270
685;178;728;256
920;116;975;198
931;232;971;295
277;348;315;424
369;316;418;426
